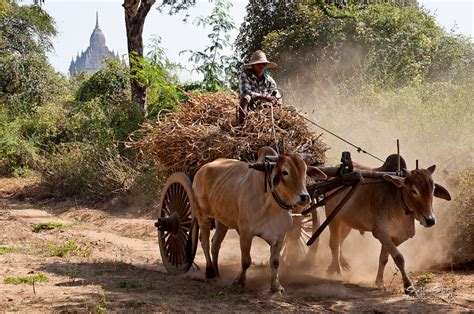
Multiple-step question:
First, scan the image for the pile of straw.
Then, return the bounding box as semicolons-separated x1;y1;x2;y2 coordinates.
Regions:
130;92;327;174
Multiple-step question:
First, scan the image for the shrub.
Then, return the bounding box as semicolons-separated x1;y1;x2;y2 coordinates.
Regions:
260;3;473;89
75;59;129;103
41;142;102;198
0;109;41;176
448;168;474;263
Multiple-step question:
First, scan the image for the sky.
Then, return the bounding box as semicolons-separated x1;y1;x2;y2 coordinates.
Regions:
41;0;474;81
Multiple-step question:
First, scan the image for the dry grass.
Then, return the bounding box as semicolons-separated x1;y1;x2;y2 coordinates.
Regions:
129;92;327;174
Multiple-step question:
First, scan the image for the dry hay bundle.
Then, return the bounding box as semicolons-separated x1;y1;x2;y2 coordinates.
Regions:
131;92;327;174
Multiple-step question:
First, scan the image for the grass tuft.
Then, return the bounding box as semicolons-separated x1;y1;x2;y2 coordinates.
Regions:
416;272;434;284
49;238;92;258
4;273;48;284
0;247;19;255
32;222;64;233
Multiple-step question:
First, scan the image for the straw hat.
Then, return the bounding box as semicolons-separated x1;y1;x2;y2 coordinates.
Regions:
244;50;277;69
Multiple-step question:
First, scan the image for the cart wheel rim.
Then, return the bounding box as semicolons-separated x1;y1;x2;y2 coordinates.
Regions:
157;172;199;274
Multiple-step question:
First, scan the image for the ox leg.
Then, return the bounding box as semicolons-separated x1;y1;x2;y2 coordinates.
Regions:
327;220;342;274
374;231;415;295
211;221;228;277
233;231;253;288
375;246;389;288
198;218;216;279
270;236;285;293
339;224;352;271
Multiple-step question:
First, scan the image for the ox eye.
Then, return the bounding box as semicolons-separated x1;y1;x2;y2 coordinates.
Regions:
282;170;289;176
411;186;418;195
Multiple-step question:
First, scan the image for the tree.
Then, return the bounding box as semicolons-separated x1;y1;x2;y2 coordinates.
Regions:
181;0;236;91
122;0;195;115
235;0;418;62
235;1;298;62
0;1;56;55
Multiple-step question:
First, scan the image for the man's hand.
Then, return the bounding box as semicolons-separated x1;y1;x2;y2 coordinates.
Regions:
254;95;273;102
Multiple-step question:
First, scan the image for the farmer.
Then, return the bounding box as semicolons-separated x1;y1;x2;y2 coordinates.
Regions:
238;50;281;124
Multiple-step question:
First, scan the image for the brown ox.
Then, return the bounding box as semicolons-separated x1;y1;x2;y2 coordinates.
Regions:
325;154;451;295
192;147;327;293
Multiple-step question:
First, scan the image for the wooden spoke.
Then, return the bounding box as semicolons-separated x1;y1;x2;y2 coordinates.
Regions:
157;172;199;274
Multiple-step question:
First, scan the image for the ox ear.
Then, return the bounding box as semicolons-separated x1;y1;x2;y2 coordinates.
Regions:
427;165;436;174
434;183;451;201
383;174;405;188
307;166;327;181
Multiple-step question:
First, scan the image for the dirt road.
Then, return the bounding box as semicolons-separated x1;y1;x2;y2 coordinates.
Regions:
0;197;472;312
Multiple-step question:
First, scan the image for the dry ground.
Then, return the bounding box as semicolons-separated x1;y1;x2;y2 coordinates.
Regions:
0;179;472;312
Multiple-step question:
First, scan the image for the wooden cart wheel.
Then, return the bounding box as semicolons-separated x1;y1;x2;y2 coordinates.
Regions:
281;207;320;267
156;172;199;274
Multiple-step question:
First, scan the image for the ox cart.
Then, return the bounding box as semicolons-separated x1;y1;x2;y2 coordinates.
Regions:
154;150;406;274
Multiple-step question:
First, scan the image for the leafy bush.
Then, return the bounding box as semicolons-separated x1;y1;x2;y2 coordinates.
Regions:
181;0;237;91
0;53;67;114
260;3;473;89
448;168;474;263
0;109;40;176
75;59;129;103
130;37;185;117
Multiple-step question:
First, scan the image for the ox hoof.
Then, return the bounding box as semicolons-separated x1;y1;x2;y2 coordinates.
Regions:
375;280;385;289
326;265;342;276
404;285;417;296
205;267;217;279
232;276;245;288
271;283;284;294
340;257;351;271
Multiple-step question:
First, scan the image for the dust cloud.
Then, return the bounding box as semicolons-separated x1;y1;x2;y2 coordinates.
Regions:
273;45;473;286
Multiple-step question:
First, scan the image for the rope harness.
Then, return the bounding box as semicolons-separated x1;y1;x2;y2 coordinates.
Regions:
251;158;296;211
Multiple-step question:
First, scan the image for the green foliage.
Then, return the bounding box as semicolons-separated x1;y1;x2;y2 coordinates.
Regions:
448;168;474;261
131;37;185;117
0;53;67;113
416;272;434;284
0;109;40;176
4;273;48;284
95;292;107;314
235;1;299;61
49;238;92;258
181;0;237;91
354;80;474;150
0;1;56;55
260;3;473;88
32;222;64;233
0;246;18;255
76;59;129;103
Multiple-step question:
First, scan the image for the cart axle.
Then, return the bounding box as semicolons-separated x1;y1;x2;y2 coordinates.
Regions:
155;212;180;234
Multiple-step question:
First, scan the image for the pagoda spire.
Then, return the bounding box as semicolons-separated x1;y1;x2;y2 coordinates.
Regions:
95;11;99;28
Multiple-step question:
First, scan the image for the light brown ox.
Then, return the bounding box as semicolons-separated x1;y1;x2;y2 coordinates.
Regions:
192;147;327;293
325;154;451;295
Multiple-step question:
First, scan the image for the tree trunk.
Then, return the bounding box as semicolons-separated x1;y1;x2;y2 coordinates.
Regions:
123;0;156;115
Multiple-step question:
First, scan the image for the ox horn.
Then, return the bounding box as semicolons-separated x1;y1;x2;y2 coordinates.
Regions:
402;168;411;177
299;153;312;160
265;155;279;162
